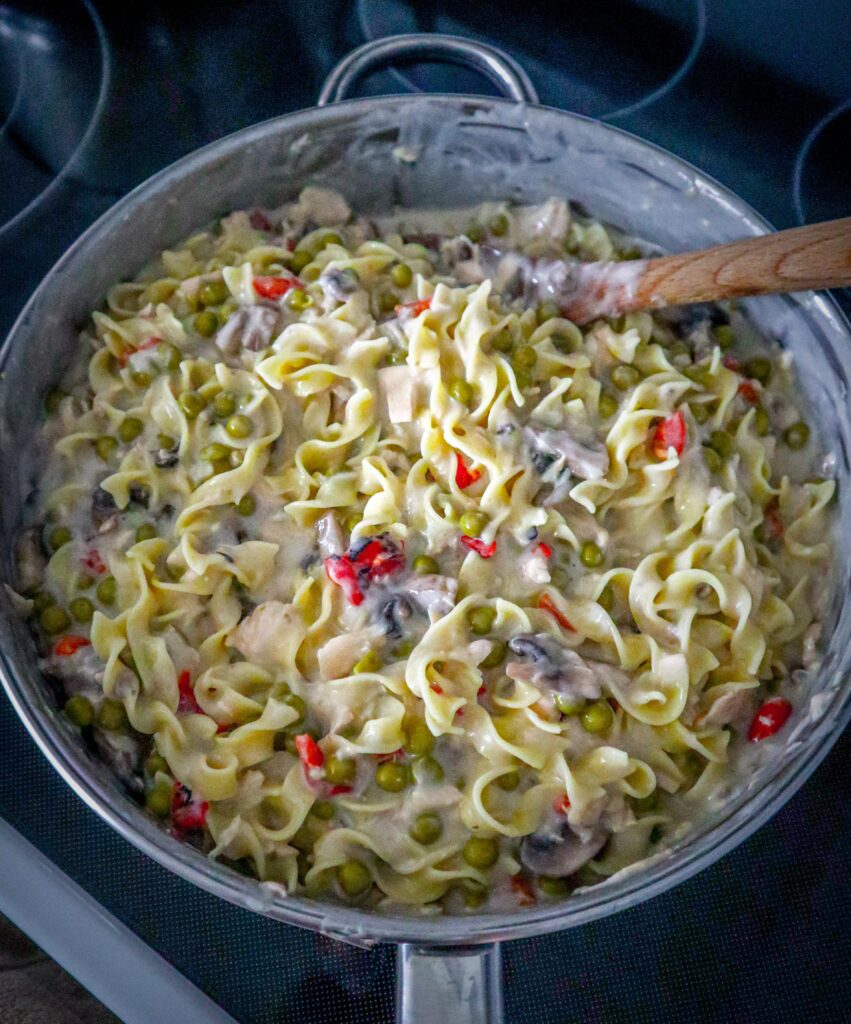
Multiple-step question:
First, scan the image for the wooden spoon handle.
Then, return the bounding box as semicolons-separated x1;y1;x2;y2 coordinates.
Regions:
630;216;851;311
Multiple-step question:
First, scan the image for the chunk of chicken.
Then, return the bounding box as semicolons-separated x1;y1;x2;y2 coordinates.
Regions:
377;365;432;424
317;628;381;680
215;306;281;355
401;574;458;620
316;512;345;559
226;601;301;669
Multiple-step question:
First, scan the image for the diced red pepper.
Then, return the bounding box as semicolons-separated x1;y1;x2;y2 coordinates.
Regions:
82;550;107;576
652;410;687;460
535;542;552;559
285;238;296;252
352;537;405;580
171;782;208;831
324;556;364;606
249;209;271;231
738;380;760;404
328;784;352;796
430;682;444;695
608;697;620;711
455;707;464;718
553;794;571;815
510;875;537;907
477;685;487;697
763;501;785;540
537;593;575;632
117;336;161;368
395;297;432;318
137;336;161;352
253;275;299;300
460;535;497;558
177;669;203;715
748;697;792;742
295;733;325;771
455;453;482;490
722;355;741;372
54;635;91;657
215;722;234;735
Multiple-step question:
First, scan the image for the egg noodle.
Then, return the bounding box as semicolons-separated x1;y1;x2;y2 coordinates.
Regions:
15;188;834;913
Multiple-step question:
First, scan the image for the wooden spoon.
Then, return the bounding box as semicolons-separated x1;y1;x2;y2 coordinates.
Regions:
484;217;851;324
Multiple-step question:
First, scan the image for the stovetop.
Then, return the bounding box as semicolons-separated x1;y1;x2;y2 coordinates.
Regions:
1;3;850;1022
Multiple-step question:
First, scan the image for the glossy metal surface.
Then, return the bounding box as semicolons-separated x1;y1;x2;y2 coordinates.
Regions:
0;32;849;1024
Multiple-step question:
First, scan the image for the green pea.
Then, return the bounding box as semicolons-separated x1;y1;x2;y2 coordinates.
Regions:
145;783;172;817
449;379;474;405
512;346;537;370
198;280;229;307
783;421;810;449
135;523;157;542
31;593;54;616
64;695;93;727
413;555;439;575
311;799;335;820
201;442;231;463
598;393;618;419
460;881;487;908
283;693;307;725
40;605;70;635
337;860;372;897
410;812;443;845
324;756;356;785
157;433;176;451
466;223;485;244
44;387;66;415
69;597;94;623
467;606;497;636
144;752;168;777
76;574;94;591
689;402;710;425
290;249;312;273
403;721;435;757
611;364;640;390
416;755;444;783
489;212;509;237
130;370;152;388
579;541;604;568
555;693;586;716
538;876;571;897
708;430;733;458
703;446;722;473
598;586;615;613
753;406;771;436
158;343;183;372
388;347;408;365
194;310;219;337
234;494;256;516
580;700;614;734
287;288;314;312
49;526;72;550
481;640;507;669
353;651;382;674
95;436;118;462
147;280;175;304
550;332;576;354
118;417;144;443
96;698;128;732
376;290;398;314
495;770;520;791
744;356;772;385
96;576;117;605
376;762;410;792
714;324;734;350
462;836;499;869
491;329;514;353
212;391;237;419
226;414;253;439
458;510;488;537
178;391;206;419
390;263;413;288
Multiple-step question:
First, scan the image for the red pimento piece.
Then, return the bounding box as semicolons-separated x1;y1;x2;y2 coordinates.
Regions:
324;556;365;606
82;549;107;576
117;336;161;368
295;733;325;772
460;535;497;559
352;537;405;580
430;683;444;695
748;697;792;742
455;453;482;490
215;722;234;735
395;297;432;318
763;501;785;540
738;380;760;404
171;782;208;832
249;209;271;231
535;542;553;559
537;593;575;632
553;794;571;815
477;685;487;697
53;635;91;657
177;669;203;715
510;875;537;907
651;410;687;460
722;355;741;372
253;275;300;300
329;784;352;796
285;239;296;252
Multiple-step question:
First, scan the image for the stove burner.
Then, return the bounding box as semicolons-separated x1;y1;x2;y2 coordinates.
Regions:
792;100;851;226
0;0;109;239
357;0;705;120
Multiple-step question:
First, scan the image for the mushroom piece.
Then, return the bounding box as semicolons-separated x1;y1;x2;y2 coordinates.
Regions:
507;634;603;701
520;821;607;878
524;425;609;482
215;306;281;355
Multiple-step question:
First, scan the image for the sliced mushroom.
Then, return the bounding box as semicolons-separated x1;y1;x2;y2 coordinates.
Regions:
520;821;607;878
524;425;609;482
507;633;629;702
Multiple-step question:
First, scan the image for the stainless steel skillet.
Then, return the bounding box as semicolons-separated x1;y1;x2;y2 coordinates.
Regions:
1;34;850;1024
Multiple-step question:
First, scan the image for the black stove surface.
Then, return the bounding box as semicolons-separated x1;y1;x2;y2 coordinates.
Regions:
1;3;850;1022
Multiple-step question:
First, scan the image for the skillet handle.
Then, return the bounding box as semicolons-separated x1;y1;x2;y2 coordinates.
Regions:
318;34;539;106
396;943;503;1024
